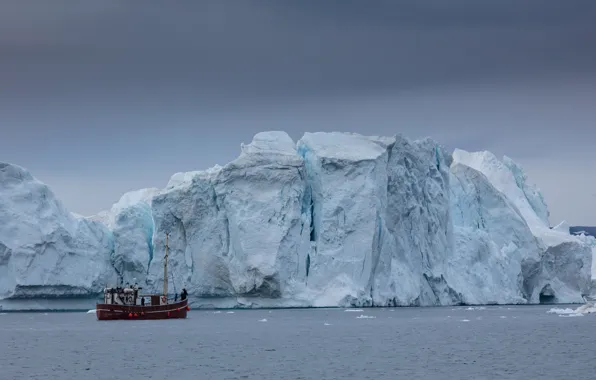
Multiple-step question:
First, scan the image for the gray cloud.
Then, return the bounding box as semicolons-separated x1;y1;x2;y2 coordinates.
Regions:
1;1;595;225
1;0;595;101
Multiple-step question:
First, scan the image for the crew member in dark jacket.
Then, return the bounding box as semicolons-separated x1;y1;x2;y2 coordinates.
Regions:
181;288;188;301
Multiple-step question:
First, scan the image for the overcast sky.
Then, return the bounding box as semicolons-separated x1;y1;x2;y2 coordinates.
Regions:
1;0;595;225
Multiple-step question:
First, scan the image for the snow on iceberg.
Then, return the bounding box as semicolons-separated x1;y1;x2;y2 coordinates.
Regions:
0;131;592;309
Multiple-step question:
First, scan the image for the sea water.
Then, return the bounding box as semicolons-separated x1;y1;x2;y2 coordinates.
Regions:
1;305;595;379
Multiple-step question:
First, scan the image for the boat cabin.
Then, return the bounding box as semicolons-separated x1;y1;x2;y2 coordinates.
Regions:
102;284;169;306
103;285;139;306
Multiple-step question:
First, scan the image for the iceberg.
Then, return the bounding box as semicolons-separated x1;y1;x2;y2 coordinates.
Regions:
448;162;534;305
296;132;397;306
147;131;311;307
0;131;592;310
369;135;456;306
0;163;115;301
570;229;596;292
452;150;592;303
90;188;161;286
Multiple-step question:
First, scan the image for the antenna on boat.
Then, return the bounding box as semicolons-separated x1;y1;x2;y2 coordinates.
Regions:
163;232;169;301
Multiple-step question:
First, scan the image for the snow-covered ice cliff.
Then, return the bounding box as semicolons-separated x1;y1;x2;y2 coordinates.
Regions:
0;131;592;309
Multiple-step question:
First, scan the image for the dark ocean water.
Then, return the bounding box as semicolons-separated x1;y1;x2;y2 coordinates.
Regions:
1;305;595;380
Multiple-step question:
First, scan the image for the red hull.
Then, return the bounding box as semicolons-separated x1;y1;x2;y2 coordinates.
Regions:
96;299;189;320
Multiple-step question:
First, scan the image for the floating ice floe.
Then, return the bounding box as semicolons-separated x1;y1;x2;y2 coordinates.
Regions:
547;304;596;317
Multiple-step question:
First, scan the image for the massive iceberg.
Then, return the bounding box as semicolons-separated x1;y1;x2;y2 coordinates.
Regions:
0;131;593;309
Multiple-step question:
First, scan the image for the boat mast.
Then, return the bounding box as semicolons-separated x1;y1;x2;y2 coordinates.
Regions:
163;232;169;300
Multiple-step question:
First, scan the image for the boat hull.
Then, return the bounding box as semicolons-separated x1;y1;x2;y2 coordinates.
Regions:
96;299;188;320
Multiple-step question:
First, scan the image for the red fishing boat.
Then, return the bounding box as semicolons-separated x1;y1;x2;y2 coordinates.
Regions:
96;232;190;321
